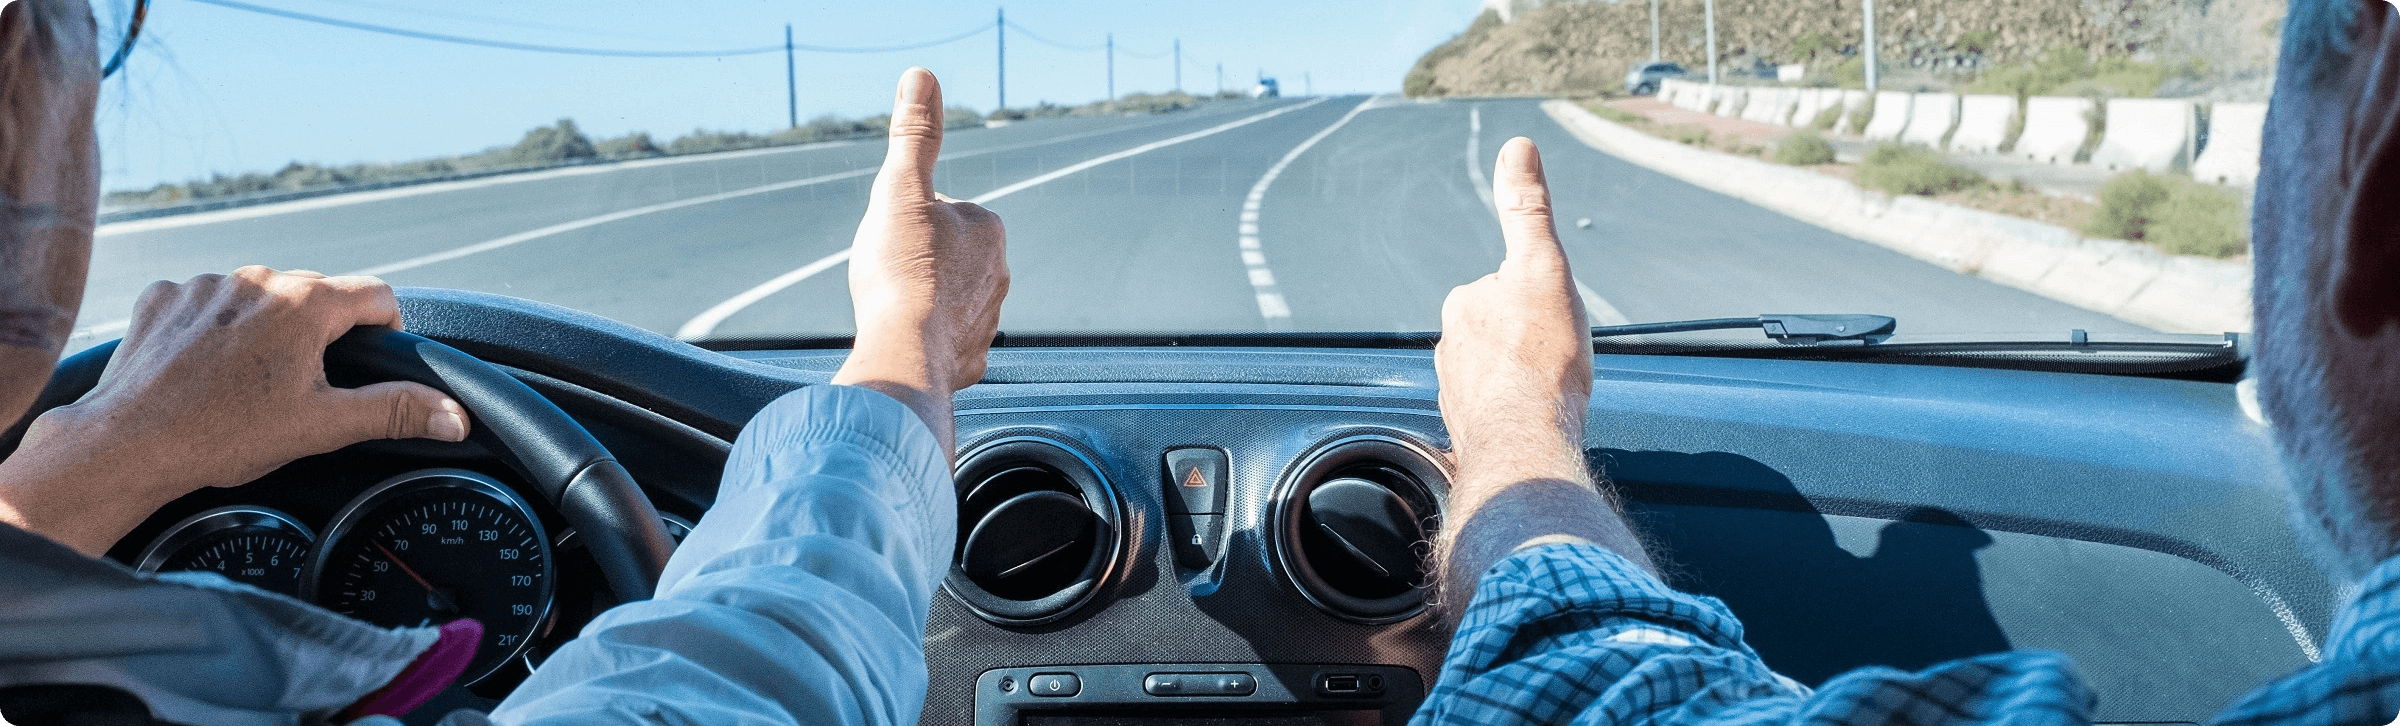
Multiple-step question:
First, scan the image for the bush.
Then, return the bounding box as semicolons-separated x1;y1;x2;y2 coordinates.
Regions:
1669;124;1712;146
595;132;662;159
2151;184;2248;257
1590;103;1649;125
1856;144;1986;195
2084;170;2249;256
1964;47;2169;98
504;119;597;165
1844;94;1875;134
1810;104;1843;130
1774;130;1837;165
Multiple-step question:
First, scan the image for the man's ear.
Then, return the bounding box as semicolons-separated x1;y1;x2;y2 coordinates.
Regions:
2335;2;2400;338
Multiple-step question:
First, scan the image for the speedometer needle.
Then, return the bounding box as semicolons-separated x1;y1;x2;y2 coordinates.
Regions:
374;541;459;615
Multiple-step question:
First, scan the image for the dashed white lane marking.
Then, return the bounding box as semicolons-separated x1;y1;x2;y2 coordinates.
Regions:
68;112;1261;345
676;97;1333;340
1238;96;1378;327
1465;105;1631;327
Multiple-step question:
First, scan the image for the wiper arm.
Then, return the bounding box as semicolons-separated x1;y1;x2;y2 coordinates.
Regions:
1592;314;1897;345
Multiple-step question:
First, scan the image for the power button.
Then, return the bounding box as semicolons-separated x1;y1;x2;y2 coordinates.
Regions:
1028;673;1081;697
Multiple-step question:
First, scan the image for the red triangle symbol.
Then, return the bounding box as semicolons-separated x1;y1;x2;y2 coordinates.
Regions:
1181;467;1208;488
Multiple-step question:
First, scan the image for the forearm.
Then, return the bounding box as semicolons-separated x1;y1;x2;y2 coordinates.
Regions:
830;339;959;458
1436;400;1653;620
0;412;176;555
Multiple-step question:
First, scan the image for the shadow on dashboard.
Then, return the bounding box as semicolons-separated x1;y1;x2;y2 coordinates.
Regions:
1595;449;2014;685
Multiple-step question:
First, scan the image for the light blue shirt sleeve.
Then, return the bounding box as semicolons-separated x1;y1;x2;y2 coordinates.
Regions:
474;385;957;726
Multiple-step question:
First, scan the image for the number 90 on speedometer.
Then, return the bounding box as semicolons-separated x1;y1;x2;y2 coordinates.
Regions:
307;469;554;686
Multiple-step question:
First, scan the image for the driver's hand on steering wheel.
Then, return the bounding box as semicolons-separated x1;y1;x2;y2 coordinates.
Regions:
0;266;469;555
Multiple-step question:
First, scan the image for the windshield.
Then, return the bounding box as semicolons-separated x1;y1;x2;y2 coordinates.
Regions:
79;0;2270;350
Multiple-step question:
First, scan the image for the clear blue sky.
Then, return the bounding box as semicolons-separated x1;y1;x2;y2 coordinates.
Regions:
92;0;1480;191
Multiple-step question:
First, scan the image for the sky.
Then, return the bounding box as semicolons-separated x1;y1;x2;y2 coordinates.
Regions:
87;0;1481;191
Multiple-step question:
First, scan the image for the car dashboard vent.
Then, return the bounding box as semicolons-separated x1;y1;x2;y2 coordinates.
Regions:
1270;434;1448;624
947;437;1124;626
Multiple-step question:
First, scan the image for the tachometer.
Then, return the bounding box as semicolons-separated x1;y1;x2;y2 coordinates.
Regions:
136;506;314;597
307;469;554;685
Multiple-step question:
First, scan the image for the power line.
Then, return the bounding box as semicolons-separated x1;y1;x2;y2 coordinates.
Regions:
187;0;989;56
1001;19;1104;52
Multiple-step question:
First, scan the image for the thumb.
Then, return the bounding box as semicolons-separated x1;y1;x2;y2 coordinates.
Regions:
1492;137;1569;278
325;381;470;443
874;67;945;203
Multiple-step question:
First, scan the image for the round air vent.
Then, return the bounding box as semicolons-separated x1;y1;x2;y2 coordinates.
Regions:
946;437;1125;626
1269;434;1448;624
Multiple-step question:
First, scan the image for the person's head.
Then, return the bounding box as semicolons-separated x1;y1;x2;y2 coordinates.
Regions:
0;0;100;427
2255;0;2400;580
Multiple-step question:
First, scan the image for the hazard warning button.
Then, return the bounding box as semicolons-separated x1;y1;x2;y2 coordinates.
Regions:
1162;447;1229;515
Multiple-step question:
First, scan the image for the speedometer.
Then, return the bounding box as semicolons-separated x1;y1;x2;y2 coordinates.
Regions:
307;469;554;685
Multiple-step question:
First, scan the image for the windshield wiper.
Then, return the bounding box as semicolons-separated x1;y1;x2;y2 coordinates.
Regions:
1593;314;1897;345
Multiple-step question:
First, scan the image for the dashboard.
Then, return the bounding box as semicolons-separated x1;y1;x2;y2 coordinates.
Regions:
66;289;2328;725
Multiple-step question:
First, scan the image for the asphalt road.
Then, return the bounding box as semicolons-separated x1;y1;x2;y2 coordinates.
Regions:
72;95;2146;353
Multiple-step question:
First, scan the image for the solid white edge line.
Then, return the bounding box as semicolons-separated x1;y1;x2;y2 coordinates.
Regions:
1465;104;1629;326
69;110;1236;343
672;97;1335;340
1237;96;1378;325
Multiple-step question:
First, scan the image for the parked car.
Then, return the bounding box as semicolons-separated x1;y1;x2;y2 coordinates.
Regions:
1624;62;1688;95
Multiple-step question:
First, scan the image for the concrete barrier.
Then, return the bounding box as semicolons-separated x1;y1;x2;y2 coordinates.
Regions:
1540;98;2250;334
1900;93;1959;147
1835;90;1870;132
1666;80;1693;108
1790;90;1826;128
1741;87;1784;123
2014;96;2093;164
2090;98;2197;173
1948;94;2017;154
1770;88;1804;125
2192;102;2265;186
1862;91;1913;141
1715;87;1747;117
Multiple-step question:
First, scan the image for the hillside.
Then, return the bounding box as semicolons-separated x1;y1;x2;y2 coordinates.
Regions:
1406;0;2282;100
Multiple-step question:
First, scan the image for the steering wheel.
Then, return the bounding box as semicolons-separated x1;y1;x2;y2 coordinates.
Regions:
0;327;677;605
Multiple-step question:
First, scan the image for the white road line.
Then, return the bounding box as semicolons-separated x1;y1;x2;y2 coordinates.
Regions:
1237;97;1377;327
1465;105;1631;327
68;114;1224;344
674;97;1335;340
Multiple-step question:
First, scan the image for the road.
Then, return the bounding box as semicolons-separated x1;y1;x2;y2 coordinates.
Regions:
72;95;2146;353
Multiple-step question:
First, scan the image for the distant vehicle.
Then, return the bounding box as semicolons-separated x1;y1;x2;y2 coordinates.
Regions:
1251;78;1280;99
1624;62;1688;95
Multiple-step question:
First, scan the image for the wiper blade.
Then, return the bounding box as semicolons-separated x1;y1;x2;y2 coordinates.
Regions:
1593;314;1896;345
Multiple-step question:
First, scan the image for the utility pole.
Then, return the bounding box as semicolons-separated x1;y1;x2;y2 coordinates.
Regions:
1863;0;1879;90
1106;33;1114;100
1648;0;1660;62
1173;39;1181;92
996;7;1007;110
1215;62;1222;95
1704;0;1718;84
784;23;796;128
1304;72;1311;96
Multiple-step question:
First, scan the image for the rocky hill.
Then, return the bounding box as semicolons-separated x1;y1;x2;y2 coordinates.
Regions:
1406;0;2281;100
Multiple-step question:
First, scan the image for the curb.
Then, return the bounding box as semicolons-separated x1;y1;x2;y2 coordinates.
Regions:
1541;99;2250;334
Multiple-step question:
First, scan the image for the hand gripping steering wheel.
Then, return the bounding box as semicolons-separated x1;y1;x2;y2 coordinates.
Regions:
0;327;677;605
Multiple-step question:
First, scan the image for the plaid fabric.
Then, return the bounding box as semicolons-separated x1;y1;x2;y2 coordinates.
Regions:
1413;541;2400;726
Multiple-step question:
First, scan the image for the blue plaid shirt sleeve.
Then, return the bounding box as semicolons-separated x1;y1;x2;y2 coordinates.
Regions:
1412;542;2095;726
